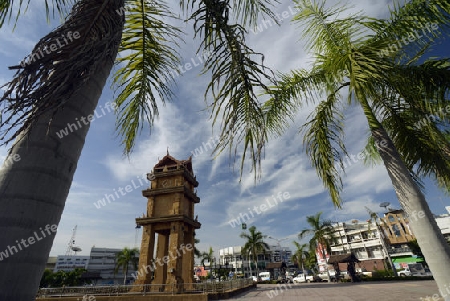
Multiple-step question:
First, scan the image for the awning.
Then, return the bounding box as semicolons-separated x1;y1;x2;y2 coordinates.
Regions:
327;253;360;264
265;262;287;269
392;257;424;263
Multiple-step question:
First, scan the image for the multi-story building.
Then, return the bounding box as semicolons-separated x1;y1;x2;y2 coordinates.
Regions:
86;247;139;285
327;207;450;272
46;256;58;271
53;255;90;272
218;245;292;278
328;221;387;272
52;247;139;285
379;210;419;269
435;206;450;243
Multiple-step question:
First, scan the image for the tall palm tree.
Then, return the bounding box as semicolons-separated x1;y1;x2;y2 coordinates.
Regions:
200;246;215;280
291;241;309;280
254;0;450;296
240;225;269;279
299;212;334;282
115;247;139;285
0;0;278;299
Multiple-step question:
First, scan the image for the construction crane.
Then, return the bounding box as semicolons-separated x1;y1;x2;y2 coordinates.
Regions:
65;225;82;255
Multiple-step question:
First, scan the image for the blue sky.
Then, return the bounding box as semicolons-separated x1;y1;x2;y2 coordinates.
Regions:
0;0;449;258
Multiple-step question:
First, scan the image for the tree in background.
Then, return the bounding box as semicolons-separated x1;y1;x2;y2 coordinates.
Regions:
200;246;215;280
194;238;202;259
299;212;335;282
115;247;139;285
39;268;89;288
291;241;309;279
240;226;269;279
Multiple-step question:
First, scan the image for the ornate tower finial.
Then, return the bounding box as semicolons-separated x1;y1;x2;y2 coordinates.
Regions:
167;147;169;156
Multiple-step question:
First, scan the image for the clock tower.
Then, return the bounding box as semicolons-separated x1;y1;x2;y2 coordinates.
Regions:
132;154;201;292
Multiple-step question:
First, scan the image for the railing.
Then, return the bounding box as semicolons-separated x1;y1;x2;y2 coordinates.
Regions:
388;247;412;254
36;279;254;298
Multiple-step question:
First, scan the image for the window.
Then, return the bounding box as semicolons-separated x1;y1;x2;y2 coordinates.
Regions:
392;225;401;237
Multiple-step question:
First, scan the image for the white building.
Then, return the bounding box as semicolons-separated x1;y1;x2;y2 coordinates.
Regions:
86;247;139;285
52;247;139;285
53;255;90;272
327;221;388;272
218;245;292;278
435;206;450;242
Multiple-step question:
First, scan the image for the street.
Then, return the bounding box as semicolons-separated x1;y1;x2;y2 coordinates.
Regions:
220;280;446;301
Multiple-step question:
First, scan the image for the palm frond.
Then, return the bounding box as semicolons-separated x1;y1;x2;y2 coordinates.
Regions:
113;0;182;154
263;69;332;137
299;212;335;254
301;96;347;208
370;60;450;193
0;0;74;28
179;0;279;28
292;0;371;55
0;0;124;146
230;0;279;28
188;0;276;179
365;0;450;62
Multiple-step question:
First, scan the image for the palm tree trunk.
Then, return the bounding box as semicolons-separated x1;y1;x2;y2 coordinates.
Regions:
0;2;124;300
372;127;450;300
124;266;128;285
255;251;259;280
301;261;306;281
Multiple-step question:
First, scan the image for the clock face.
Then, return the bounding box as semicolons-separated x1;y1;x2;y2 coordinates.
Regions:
147;172;156;181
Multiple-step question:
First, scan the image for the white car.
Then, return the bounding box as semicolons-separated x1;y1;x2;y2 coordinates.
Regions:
398;266;433;277
293;274;314;283
318;270;336;281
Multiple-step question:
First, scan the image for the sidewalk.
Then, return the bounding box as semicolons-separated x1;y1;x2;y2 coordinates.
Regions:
220;281;446;301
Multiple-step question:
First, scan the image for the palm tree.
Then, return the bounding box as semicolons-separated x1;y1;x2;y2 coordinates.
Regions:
194;238;202;259
255;0;450;295
115;247;139;285
304;249;317;272
240;225;269;279
299;212;334;282
291;241;309;280
0;1;278;299
200;247;215;280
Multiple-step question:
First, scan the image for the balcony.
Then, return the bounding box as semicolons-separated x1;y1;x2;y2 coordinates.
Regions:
388;247;413;255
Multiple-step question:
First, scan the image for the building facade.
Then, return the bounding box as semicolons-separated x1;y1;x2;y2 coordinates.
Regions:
86;247;139;285
328;221;387;272
326;207;450;272
435;206;450;243
218;245;292;278
53;255;90;272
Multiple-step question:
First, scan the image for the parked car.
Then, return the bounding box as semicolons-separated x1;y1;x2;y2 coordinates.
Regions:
259;272;271;281
250;276;258;282
318;270;336;281
398;263;430;277
293;274;314;283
